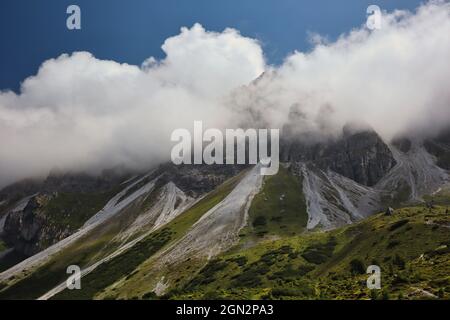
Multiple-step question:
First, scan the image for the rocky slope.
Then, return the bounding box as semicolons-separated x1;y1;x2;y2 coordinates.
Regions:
0;128;448;300
0;164;244;267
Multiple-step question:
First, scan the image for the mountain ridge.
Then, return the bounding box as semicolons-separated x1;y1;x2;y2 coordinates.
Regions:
0;128;448;300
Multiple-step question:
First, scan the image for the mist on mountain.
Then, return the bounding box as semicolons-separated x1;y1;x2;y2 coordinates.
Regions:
0;1;449;188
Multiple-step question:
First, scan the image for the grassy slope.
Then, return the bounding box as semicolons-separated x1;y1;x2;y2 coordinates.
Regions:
93;167;307;300
0;171;244;300
0;185;129;297
424;186;450;206
238;166;308;242
1;166;448;300
0;193;149;299
42;188;122;233
60;167;449;300
0;175;167;299
171;204;449;300
90;168;307;299
51;171;245;300
0;240;6;252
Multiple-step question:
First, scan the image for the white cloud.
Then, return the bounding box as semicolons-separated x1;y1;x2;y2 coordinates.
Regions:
0;24;265;186
229;1;450;142
0;1;449;187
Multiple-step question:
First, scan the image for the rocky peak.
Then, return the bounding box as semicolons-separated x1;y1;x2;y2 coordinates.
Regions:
281;127;396;186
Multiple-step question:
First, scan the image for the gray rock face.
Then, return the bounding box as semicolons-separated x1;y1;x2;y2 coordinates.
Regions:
154;163;247;197
424;130;450;170
0;169;132;257
281;129;396;186
2;194;71;256
392;137;412;153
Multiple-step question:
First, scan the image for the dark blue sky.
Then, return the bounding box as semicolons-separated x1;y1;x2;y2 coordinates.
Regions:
0;0;423;92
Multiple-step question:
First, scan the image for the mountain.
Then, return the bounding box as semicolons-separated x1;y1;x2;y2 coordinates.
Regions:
281;127;397;187
0;128;448;300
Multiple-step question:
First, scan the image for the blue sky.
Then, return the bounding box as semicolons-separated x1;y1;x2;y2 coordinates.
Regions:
0;0;423;92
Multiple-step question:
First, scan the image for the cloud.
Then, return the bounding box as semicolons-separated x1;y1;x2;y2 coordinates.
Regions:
229;1;450;142
0;2;449;187
0;24;265;186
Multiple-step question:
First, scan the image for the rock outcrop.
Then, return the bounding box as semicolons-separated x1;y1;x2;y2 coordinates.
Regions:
0;169;131;257
424;130;450;170
281;128;396;186
2;194;71;256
